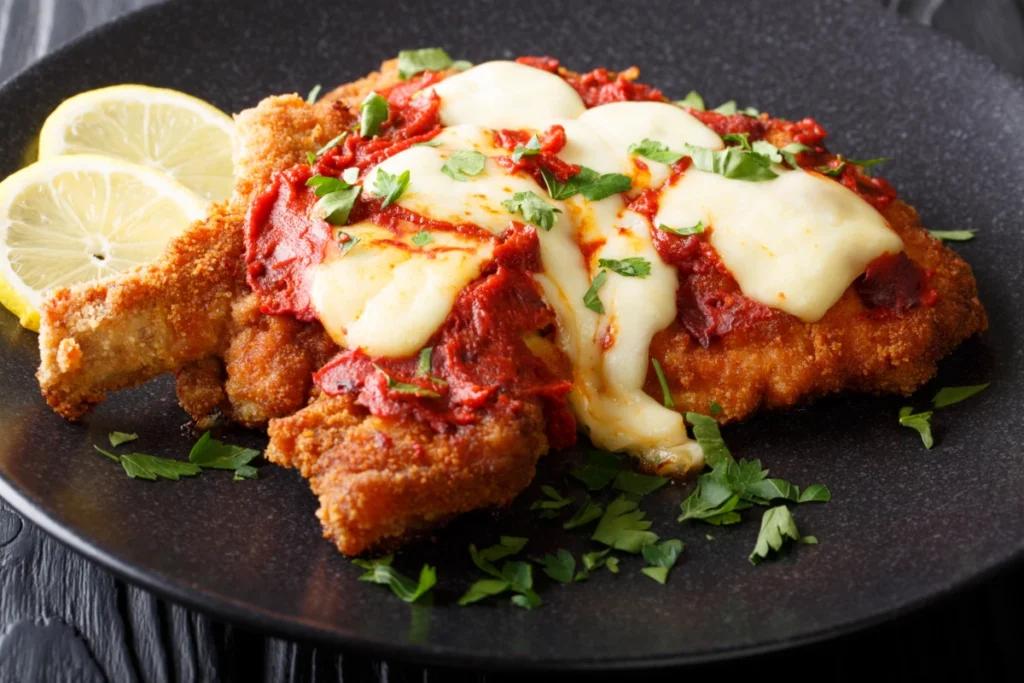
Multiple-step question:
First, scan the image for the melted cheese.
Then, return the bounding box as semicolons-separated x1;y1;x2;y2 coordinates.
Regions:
429;61;586;129
656;168;903;321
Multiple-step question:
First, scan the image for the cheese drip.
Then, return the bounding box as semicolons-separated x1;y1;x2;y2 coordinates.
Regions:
311;61;902;475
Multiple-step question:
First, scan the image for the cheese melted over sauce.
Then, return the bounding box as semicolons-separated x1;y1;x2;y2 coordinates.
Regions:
311;61;903;474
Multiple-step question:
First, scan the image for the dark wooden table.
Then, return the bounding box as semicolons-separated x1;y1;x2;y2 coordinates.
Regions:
1;1;1023;681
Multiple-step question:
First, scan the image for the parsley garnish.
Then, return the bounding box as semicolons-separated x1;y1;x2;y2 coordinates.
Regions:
677;473;744;525
752;140;810;169
306;152;317;166
336;232;361;255
684;412;732;468
899;406;934;449
316;132;348;158
709;401;723;415
317;185;361;226
932;383;989;408
541;167;631;201
592;495;659;553
628;138;684;164
563;495;604;529
641;539;683;584
846;157;889;174
677;90;705;110
461;539;541;609
598;257;651;278
581;549;611;572
511;134;542;163
583;270;608;314
749;505;811;564
930;229;977;242
108;431;138;447
530;485;573;518
613;471;669;496
536;549;575;584
713;101;759;117
440;149;486;181
416;347;433;376
96;446;202;481
412;139;442;147
722;133;752;150
570;450;623;491
352;555;436;603
684;143;778;181
411;230;433;246
397;47;454;80
372;168;410;208
359;92;389;137
658;221;705;237
501;191;561;231
651;358;674;409
373;364;440;399
233;465;258;481
306;84;322;104
798;484;832;503
306;174;350;197
189;432;260;471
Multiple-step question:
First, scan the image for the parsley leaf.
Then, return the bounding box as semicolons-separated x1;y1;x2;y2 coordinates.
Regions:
511;134;541;163
189;432;260;470
306;174;351;197
336;232;361;255
416;347;433;377
372;168;411;208
641;539;683;584
317;185;361;226
930;229;977;242
373;364;440;399
743;477;799;504
316;132;348;157
458;579;513;606
684;144;778;182
108;431;138;447
677;474;743;524
563;495;604;529
613;471;669;496
752;140;810;169
709;401;723;415
583;270;608;314
501;191;561;231
651;358;674;409
306;84;322;104
899;406;934;449
440;149;486;181
581;549;611;572
685;412;733;468
713;100;737;115
658;221;704;237
352;555;436;603
592;495;659;553
570;450;623;491
412;139;442;147
411;230;433;246
628;138;684;164
846;157;889;173
536;549;575;583
530;485;573;516
598;257;651;278
798;484;832;503
932;383;989;408
722;133;752;150
677;90;705;110
110;450;202;481
471;536;529;577
233;465;258;481
359;92;389;137
542;167;631;201
397;47;454;79
749;506;804;564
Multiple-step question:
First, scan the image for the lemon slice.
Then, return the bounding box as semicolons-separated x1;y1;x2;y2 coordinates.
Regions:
0;155;207;330
38;85;235;202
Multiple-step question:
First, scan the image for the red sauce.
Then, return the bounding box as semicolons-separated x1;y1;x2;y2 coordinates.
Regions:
492;125;580;184
856;252;938;314
566;67;664;107
313;224;576;448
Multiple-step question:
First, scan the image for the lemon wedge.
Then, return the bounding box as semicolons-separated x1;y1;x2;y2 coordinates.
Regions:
0;155;207;331
38;85;235;202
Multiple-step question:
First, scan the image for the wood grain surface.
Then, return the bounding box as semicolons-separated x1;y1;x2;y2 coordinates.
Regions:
1;1;1023;681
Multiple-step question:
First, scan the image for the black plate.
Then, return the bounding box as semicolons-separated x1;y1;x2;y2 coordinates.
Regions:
0;0;1022;670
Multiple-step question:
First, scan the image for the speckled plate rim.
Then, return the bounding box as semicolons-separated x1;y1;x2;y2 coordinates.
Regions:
1;0;1023;671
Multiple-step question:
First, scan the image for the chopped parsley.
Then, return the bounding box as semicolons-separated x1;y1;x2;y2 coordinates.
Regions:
932;383;989;408
373;364;441;399
722;133;752;150
749;505;810;564
798;484;832;503
359;92;389;137
712;101;759;117
316;132;348;158
684;412;732;468
613;471;669;496
677;90;705;110
628;138;684;165
96;446;202;481
336;232;361;255
929;229;977;242
641;539;683;584
899;406;934;449
189;432;260;471
416;347;433;376
709;401;723;415
752;140;810;168
411;230;433;246
412;139;442;147
530;485;573;518
108;431;138;447
511;134;542;163
501;190;561;231
592;495;659;553
317;185;361;226
658;221;705;237
570;450;623;491
306;84;322;104
598;257;651;278
582;270;608;314
440;149;486;181
461;539;541;609
233;465;258;481
397;47;455;79
563;495;604;529
684;143;778;181
542;167;631;201
846;157;889;174
651;358;674;409
306;174;350;197
352;555;436;603
372;168;410;208
536;549;575;584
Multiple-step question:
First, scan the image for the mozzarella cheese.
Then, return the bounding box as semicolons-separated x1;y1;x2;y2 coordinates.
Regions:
656;168;903;321
311;62;902;474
